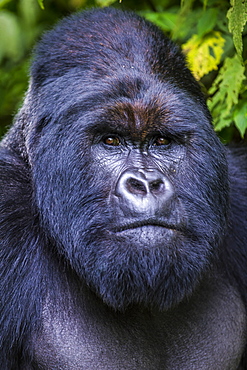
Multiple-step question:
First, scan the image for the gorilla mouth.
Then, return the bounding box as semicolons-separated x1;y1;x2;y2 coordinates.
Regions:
113;220;181;233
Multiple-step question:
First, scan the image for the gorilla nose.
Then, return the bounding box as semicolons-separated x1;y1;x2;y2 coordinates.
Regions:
125;173;164;196
115;168;173;215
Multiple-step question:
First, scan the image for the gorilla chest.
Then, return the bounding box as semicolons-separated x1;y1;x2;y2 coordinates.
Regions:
32;282;246;370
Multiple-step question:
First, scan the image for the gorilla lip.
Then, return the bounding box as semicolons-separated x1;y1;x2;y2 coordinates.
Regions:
113;220;181;233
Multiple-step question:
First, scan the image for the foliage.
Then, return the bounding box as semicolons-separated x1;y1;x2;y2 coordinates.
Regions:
182;31;225;80
37;0;44;9
208;55;246;133
96;0;118;6
227;0;247;58
0;0;246;140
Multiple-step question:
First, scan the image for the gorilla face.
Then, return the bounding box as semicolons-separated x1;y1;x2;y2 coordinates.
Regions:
28;74;228;311
23;9;229;311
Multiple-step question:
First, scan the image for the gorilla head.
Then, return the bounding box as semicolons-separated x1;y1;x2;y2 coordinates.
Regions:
11;8;228;311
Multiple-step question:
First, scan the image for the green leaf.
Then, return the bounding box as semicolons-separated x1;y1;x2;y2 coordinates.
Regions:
0;0;12;9
37;0;44;9
227;0;247;58
143;12;178;32
182;31;225;79
208;54;246;131
96;0;117;6
20;0;40;29
197;8;218;37
181;0;194;12
0;11;23;62
209;55;245;112
233;101;247;137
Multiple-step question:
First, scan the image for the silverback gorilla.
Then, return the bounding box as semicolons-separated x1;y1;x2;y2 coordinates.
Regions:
1;7;247;369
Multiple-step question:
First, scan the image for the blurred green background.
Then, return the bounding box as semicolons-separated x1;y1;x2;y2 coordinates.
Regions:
0;0;246;142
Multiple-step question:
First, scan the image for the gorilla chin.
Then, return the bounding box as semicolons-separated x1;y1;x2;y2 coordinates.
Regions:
75;223;214;311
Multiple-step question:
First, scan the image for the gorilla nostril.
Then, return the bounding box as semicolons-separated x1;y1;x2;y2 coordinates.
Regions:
149;180;164;194
126;178;147;195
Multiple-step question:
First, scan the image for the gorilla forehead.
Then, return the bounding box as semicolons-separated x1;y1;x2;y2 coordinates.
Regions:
31;8;169;82
33;71;209;139
31;7;206;111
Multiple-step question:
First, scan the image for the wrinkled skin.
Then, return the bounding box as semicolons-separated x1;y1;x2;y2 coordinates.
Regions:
0;8;247;369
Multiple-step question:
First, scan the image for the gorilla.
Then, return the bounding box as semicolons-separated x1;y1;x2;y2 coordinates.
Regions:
0;7;247;369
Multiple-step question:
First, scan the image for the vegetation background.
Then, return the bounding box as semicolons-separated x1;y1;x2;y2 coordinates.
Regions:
0;0;246;142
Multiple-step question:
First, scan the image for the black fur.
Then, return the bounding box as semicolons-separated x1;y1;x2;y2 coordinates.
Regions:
0;8;247;369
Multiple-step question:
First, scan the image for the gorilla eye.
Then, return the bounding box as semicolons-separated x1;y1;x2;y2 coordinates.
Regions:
104;136;121;146
153;137;170;146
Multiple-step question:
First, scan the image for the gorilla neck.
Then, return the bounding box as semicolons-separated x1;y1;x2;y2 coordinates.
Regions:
32;273;246;370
